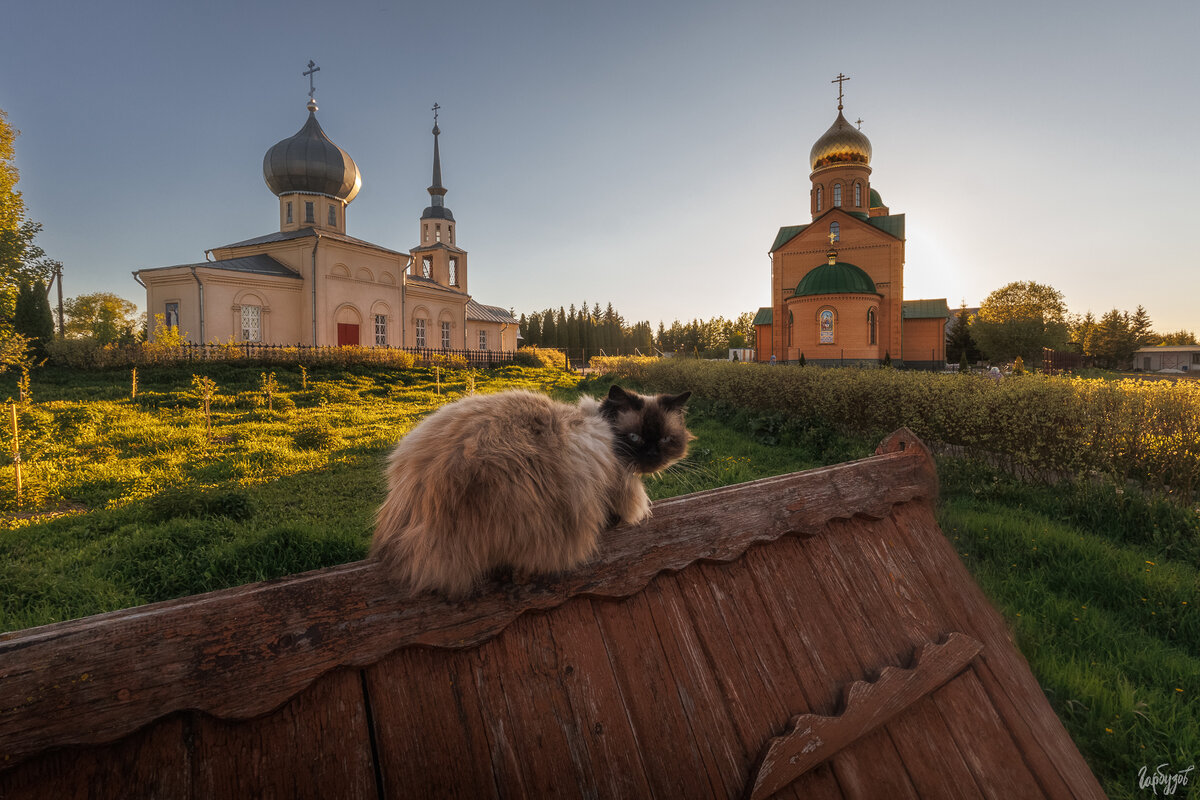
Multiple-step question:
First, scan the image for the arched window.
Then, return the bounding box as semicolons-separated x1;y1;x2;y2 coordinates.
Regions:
833;184;842;207
816;186;823;212
820;309;835;344
830;221;840;242
868;308;877;345
855;183;863;207
422;256;433;279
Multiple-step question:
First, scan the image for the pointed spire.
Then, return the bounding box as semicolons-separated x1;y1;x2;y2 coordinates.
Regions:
422;103;454;221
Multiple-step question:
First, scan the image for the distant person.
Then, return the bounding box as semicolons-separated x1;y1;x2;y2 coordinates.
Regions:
769;354;777;366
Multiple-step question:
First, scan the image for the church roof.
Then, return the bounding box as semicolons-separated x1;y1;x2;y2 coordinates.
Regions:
137;254;301;279
216;228;406;256
770;224;810;253
867;213;905;239
794;260;878;297
411;241;466;255
466;299;519;325
902;299;951;319
753;306;773;326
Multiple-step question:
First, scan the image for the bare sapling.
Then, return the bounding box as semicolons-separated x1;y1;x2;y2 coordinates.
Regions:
191;375;218;439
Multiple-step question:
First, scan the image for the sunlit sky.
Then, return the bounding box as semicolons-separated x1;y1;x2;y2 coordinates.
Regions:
2;0;1197;333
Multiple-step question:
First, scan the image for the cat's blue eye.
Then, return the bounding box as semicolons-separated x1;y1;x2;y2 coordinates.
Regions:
627;432;643;444
661;436;673;445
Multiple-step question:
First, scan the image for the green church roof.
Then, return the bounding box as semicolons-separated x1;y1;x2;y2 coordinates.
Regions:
753;307;773;326
902;299;951;319
867;213;905;239
870;188;883;208
794;261;878;297
770;224;809;253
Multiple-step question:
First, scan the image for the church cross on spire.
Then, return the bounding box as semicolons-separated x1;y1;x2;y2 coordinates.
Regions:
303;60;321;103
832;72;850;110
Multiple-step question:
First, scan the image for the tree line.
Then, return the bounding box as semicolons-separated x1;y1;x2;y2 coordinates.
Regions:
945;280;1196;369
519;303;756;358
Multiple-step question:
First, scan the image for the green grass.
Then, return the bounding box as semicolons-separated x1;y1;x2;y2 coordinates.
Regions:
1;363;1195;798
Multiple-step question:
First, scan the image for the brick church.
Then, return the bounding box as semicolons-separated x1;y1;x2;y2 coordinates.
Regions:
755;76;948;367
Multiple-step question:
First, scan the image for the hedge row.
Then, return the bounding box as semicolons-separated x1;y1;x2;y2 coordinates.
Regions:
594;358;1200;499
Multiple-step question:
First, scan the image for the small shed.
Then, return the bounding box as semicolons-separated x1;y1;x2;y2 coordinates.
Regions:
1132;345;1200;373
0;430;1103;799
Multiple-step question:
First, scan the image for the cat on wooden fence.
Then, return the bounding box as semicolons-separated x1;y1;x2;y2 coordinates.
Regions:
372;385;692;597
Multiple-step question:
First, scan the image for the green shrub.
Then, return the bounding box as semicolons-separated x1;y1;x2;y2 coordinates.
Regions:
515;347;566;369
292;420;338;451
144;486;255;523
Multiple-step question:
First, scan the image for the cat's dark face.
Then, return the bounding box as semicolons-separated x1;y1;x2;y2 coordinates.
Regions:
601;385;693;474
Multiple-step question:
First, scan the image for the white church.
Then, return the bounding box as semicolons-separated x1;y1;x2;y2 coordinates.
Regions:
135;66;520;353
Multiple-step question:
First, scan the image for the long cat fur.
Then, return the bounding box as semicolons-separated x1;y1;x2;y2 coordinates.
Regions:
371;385;691;597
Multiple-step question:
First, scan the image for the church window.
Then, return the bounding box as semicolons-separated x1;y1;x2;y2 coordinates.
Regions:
436;224;442;243
855;182;863;207
415;318;427;348
422;256;433;279
305;201;315;223
286;202;293;224
478;329;489;350
833;184;842;207
816;186;823;212
449;257;458;286
424;225;430;243
328;205;337;227
830;222;840;242
241;305;262;343
820;309;835;344
165;302;180;330
868;308;877;345
374;314;387;346
441;320;451;349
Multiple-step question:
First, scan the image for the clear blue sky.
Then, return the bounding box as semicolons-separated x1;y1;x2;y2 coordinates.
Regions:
2;0;1197;333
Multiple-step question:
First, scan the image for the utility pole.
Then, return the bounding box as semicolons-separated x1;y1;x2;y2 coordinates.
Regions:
55;262;64;337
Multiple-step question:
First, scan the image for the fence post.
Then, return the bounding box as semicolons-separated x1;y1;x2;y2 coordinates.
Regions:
9;402;20;508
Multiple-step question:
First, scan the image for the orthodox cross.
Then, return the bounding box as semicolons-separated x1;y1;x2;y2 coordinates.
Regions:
832;73;849;110
828;230;838;246
303;60;321;102
432;102;440;125
856;118;863;130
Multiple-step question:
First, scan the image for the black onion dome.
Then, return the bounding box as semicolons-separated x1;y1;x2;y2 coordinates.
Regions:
263;110;362;202
809;110;872;170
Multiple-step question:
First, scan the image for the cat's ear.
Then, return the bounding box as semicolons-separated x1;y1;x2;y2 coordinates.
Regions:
660;391;691;412
606;384;644;410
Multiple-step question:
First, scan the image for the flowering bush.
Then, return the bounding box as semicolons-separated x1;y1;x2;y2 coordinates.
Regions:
592;359;1200;499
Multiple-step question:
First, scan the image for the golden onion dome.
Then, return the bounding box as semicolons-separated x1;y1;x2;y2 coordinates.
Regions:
809;110;872;171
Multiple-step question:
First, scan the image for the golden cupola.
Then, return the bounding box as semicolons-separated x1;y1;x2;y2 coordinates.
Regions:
809;110;872;170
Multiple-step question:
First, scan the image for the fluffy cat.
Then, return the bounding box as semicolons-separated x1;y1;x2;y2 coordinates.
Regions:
371;384;692;597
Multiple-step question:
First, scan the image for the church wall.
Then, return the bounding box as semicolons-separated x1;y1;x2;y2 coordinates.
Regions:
199;275;304;345
405;286;466;350
465;320;518;354
317;243;405;347
143;271;198;342
901;317;948;368
785;294;880;363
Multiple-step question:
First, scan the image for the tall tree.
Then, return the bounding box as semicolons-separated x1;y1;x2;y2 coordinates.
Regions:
971;281;1070;363
0;109;54;322
1158;329;1198;346
64;292;142;344
13;280;53;359
945;302;981;364
1091;309;1138;368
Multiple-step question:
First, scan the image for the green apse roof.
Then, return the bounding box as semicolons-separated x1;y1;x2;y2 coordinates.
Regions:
753;306;773;326
794;261;878;297
870;188;884;208
868;213;905;239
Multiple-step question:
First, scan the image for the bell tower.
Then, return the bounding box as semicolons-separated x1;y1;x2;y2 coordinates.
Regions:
410;104;467;293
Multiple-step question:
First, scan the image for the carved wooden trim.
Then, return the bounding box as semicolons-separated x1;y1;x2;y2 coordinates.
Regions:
0;430;938;769
744;632;983;800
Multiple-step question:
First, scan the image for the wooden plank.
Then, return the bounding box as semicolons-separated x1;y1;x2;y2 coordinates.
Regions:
544;598;655;799
465;637;532;797
677;560;843;800
363;646;499;799
590;586;721;798
191;667;376;800
743;539;921;799
882;503;1105;799
0;444;938;766
884;695;989;800
745;633;983;800
0;715;190;800
932;669;1048;799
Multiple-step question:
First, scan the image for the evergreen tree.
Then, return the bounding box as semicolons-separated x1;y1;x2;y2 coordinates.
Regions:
13;280;52;360
1129;305;1154;348
541;309;557;347
945;302;980;364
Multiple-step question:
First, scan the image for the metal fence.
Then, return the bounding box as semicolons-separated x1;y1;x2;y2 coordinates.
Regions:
74;342;518;369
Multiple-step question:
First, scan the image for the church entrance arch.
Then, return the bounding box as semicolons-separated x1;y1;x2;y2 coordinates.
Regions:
335;304;362;347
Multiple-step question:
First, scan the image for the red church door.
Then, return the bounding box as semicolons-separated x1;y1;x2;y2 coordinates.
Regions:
337;323;359;347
